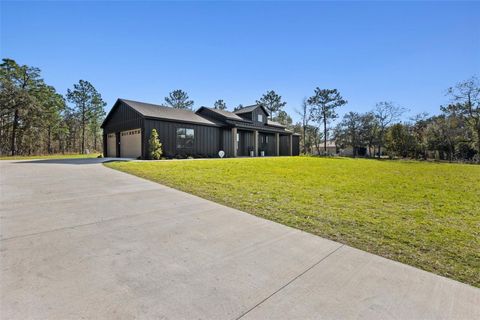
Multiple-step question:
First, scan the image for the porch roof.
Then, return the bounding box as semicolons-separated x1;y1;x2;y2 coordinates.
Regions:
228;120;293;134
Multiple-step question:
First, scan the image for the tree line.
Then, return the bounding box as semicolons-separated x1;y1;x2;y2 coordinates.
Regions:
0;58;106;156
2;58;478;162
91;77;480;163
331;78;480;162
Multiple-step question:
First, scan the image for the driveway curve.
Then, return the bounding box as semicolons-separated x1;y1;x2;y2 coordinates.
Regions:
1;158;478;319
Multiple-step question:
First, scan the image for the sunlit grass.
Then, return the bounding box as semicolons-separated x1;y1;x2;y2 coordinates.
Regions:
105;157;480;287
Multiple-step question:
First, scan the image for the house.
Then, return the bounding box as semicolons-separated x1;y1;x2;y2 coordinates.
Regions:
311;140;371;157
312;140;355;156
101;99;300;159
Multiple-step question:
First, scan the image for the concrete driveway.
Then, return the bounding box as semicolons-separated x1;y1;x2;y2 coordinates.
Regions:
1;159;478;319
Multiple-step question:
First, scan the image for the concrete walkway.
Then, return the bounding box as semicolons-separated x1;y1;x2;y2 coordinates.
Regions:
1;159;478;319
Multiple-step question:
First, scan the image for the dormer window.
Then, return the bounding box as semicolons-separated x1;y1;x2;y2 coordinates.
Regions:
258;114;263;122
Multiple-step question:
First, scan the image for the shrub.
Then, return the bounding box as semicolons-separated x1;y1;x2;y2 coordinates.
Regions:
149;129;163;160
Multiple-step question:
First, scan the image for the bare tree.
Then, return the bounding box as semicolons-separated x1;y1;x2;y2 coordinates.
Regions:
373;101;407;158
311;126;323;155
360;112;378;157
409;112;430;159
295;98;311;153
444;76;480;155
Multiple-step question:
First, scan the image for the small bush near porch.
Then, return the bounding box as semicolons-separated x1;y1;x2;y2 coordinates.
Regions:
105;157;480;287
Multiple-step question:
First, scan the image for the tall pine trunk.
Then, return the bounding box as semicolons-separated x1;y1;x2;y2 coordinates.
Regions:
10;109;19;156
93;127;97;151
82;125;85;153
477;127;480;157
81;105;86;154
303;126;307;154
47;127;52;154
377;128;383;158
323;111;327;154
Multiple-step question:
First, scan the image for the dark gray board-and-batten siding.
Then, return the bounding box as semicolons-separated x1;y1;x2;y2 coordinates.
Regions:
292;135;300;155
258;133;277;156
102;101;231;159
144;119;228;159
102;102;144;158
102;100;300;158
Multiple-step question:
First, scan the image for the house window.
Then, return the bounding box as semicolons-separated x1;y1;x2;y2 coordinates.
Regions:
176;128;194;148
236;133;240;151
258;114;263;122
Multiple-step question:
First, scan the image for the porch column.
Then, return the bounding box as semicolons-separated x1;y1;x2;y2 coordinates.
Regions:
254;130;259;156
232;127;237;157
289;134;293;156
275;133;280;156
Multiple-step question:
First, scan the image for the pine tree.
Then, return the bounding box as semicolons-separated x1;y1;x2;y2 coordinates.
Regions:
66;80;106;154
256;90;287;120
307;88;347;154
214;99;227;110
233;104;243;111
164;90;194;109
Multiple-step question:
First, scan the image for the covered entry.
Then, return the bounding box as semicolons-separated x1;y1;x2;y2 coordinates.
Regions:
120;129;142;158
258;132;276;156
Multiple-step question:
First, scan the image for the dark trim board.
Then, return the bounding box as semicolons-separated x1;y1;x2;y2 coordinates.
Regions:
102;98;300;159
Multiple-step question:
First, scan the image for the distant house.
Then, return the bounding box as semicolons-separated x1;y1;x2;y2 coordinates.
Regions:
312;140;355;156
101;99;300;159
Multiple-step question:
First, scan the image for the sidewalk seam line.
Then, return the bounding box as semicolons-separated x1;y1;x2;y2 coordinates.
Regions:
234;243;345;320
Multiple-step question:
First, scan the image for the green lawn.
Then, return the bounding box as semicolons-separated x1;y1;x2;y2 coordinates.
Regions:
105;157;480;287
0;153;101;160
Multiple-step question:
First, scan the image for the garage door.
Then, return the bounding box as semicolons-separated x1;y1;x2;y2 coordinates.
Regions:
107;133;116;157
120;129;142;158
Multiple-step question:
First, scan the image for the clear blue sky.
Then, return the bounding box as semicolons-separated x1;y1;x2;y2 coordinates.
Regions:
1;1;479;122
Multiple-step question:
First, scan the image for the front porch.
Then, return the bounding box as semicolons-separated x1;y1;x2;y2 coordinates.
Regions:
231;127;293;157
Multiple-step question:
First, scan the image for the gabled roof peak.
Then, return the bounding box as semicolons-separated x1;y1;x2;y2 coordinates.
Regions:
233;104;270;116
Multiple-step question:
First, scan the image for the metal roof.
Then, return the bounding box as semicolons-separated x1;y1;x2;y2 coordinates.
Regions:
233;104;270;116
119;99;222;126
266;120;286;128
197;107;249;122
103;99;291;133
